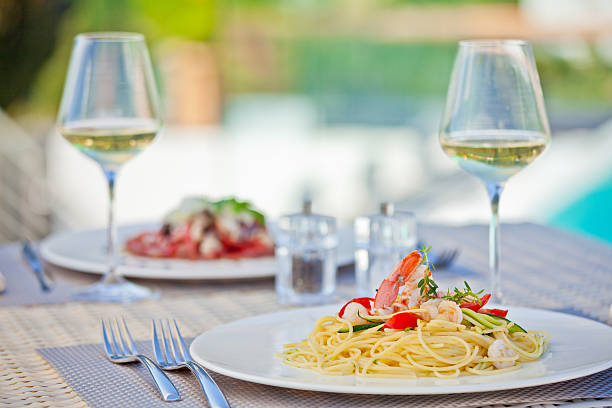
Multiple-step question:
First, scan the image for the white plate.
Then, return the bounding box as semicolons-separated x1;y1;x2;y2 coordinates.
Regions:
40;224;354;280
190;304;612;394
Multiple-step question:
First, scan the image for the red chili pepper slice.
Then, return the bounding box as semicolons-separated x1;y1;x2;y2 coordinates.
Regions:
382;312;421;330
338;297;374;317
459;293;491;312
478;308;508;318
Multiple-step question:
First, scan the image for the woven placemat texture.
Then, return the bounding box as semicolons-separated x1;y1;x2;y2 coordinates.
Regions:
37;341;612;408
0;291;280;407
1;223;611;407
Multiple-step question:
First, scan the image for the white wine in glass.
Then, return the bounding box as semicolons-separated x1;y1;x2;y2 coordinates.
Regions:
58;33;161;302
439;40;550;302
60;118;158;170
441;130;548;184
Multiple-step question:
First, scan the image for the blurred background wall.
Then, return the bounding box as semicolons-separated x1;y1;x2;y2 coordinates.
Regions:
0;0;611;242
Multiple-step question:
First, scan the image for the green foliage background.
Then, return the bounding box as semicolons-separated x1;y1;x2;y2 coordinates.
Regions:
6;0;612;117
17;0;215;115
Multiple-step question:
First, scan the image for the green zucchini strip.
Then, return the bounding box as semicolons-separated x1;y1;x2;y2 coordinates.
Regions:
338;323;383;333
461;309;526;333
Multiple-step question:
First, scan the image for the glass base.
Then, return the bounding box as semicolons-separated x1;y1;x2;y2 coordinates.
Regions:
72;277;159;303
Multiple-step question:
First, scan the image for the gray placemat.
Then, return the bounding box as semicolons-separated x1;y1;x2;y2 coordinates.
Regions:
38;340;612;408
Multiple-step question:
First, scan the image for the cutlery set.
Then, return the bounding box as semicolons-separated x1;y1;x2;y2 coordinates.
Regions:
102;318;229;406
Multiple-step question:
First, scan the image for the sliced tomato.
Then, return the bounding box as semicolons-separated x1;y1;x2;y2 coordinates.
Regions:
125;234;146;255
478;308;508;318
382;312;421;330
460;293;491;312
225;244;273;259
125;232;177;258
125;223;274;261
338;297;374;317
175;238;199;259
169;224;190;243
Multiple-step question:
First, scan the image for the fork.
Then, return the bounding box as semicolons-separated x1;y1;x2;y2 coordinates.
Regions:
433;248;459;270
102;318;180;402
417;241;460;270
153;319;230;408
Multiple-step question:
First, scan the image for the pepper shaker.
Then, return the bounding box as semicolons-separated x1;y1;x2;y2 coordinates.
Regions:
354;202;417;296
274;200;338;305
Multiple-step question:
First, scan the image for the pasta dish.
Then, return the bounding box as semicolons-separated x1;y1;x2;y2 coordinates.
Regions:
279;247;548;378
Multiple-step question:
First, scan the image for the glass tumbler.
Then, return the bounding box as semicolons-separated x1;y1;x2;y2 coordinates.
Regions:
354;203;417;296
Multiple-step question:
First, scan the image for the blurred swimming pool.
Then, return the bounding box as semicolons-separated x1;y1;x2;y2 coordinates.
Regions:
548;171;612;244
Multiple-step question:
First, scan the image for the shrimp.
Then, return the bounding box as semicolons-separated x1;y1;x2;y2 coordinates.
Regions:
340;302;369;325
487;339;517;369
399;264;430;308
373;251;422;312
421;299;463;324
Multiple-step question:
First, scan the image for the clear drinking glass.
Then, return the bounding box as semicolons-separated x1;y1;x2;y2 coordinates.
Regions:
57;32;162;302
439;40;550;302
354;203;417;296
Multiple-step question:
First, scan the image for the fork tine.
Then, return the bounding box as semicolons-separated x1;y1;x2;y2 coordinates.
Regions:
167;320;183;362
115;317;131;356
443;249;458;266
121;317;138;355
434;249;454;269
101;320;115;357
437;251;450;267
152;320;165;364
109;318;124;356
173;320;192;361
450;249;459;261
160;319;176;365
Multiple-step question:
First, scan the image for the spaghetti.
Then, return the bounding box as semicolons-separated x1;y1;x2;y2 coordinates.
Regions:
279;247;548;378
279;310;548;378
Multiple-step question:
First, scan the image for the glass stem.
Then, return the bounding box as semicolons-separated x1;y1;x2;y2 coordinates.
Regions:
485;182;505;302
103;168;122;285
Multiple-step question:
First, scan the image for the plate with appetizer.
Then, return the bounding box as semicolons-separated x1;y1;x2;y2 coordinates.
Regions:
190;247;612;394
41;197;337;280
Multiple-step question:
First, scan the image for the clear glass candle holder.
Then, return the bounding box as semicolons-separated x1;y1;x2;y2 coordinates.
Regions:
274;201;338;305
354;203;417;296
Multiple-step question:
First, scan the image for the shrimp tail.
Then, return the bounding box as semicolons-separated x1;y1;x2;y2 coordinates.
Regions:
373;279;402;309
373;251;422;309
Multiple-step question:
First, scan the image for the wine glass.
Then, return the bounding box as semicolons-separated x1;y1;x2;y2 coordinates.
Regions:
439;40;550;302
57;32;161;302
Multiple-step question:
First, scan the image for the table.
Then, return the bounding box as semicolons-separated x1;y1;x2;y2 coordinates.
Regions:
1;223;611;407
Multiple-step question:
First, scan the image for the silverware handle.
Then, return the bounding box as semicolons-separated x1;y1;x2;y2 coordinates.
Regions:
186;361;230;408
37;271;52;293
136;355;181;402
21;242;53;292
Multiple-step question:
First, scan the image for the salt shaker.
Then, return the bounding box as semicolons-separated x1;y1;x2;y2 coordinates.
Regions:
354;202;417;296
274;201;338;305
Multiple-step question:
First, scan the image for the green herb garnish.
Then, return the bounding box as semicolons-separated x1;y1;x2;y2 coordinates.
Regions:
416;246;486;305
440;281;485;305
214;197;266;225
417;244;439;299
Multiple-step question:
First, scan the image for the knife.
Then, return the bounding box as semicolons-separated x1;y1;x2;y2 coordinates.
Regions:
0;271;5;293
21;241;53;292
